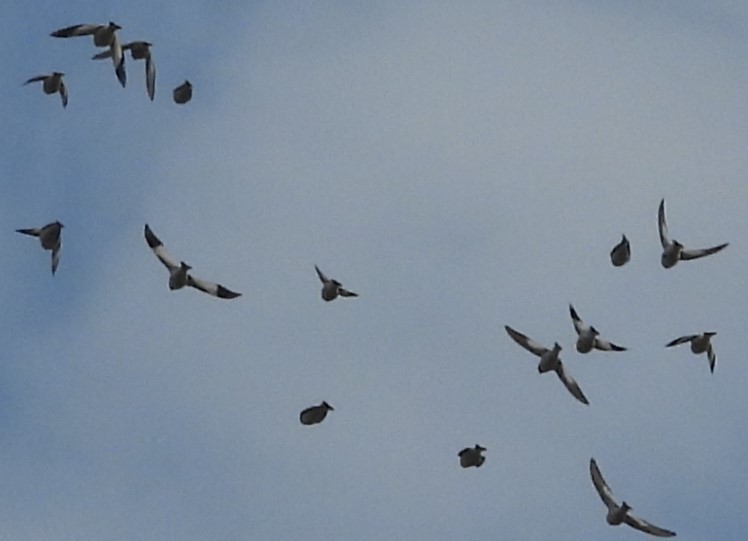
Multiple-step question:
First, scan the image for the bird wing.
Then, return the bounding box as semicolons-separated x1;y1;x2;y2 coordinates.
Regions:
594;337;627;352
504;325;547;357
623;514;677;538
186;275;241;299
145;55;156;100
569;304;585;335
51;24;99;38
143;224;178;271
112;34;126;87
665;335;696;347
554;361;589;405
314;265;328;284
91;50;112;60
680;242;728;261
589;458;618;510
16;228;41;237
51;243;61;275
658;199;671;248
338;287;358;297
23;75;48;85
59;80;68;108
707;342;716;373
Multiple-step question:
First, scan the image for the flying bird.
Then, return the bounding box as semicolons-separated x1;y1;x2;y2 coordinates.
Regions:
665;332;718;373
610;234;630;267
24;72;67;108
504;325;589;405
458;445;486;468
590;458;676;537
173;80;192;104
143;224;241;299
569;304;627;353
658;199;728;268
315;265;358;301
300;401;334;425
51;22;125;87
93;41;155;99
16;221;64;275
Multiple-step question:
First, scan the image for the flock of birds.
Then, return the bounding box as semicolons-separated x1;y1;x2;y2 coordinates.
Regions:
18;20;732;540
23;21;193;107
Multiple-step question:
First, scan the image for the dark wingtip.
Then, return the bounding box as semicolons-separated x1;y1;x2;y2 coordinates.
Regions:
216;286;241;299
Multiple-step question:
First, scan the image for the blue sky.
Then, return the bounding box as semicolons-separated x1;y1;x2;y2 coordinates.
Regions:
2;1;747;539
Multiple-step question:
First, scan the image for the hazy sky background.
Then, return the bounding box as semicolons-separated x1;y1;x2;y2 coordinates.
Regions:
2;1;747;540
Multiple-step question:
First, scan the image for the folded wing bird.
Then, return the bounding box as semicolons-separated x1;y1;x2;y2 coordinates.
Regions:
666;332;717;373
315;265;358;301
299;401;334;425
590;458;676;537
51;22;125;87
658;199;727;268
24;72;67;108
144;224;240;299
458;445;486;468
173;80;193;104
16;221;64;275
569;304;627;353
504;325;588;405
93;41;154;99
610;234;630;267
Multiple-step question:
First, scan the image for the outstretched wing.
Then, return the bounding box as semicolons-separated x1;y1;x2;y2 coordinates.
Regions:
144;224;178;271
707;343;716;374
658;199;671;249
338;287;358;298
16;228;41;237
112;34;126;87
554;362;589;405
145;55;156;100
59;80;68;108
186;275;241;299
680;242;728;261
665;335;696;348
314;265;328;284
624;514;676;538
589;458;617;510
51;242;61;275
51;24;99;38
23;75;47;85
594;338;627;352
504;325;547;357
569;304;585;335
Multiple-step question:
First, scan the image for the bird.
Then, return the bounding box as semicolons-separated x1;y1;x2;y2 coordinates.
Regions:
51;21;121;46
458;445;486;468
658;199;728;268
173;80;192;104
315;265;358;301
569;304;627;353
16;221;64;275
590;458;676;537
24;72;67;108
665;332;717;373
300;401;334;425
504;325;589;405
51;22;125;87
93;41;154;100
143;224;241;299
610;234;630;267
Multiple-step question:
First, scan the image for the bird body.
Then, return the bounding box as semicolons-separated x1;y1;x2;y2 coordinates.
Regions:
300;401;334;425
